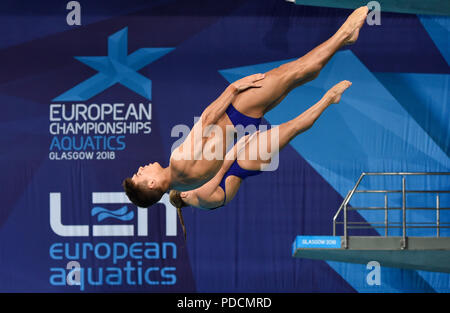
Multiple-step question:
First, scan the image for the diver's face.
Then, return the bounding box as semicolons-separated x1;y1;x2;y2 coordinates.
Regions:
131;162;163;185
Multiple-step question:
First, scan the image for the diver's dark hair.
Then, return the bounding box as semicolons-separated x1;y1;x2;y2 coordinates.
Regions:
169;190;188;240
122;177;164;208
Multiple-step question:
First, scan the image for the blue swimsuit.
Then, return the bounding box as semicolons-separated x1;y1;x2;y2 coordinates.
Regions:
215;104;264;208
225;102;262;130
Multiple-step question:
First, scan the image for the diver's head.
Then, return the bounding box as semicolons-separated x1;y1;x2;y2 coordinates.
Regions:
122;162;167;207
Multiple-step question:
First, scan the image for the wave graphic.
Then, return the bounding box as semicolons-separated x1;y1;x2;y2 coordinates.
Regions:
91;206;134;222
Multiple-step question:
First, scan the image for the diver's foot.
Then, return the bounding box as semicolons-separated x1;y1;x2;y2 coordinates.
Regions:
327;80;352;104
339;6;369;45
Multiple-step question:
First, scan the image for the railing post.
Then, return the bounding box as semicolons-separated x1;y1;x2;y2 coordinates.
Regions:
401;176;407;249
333;190;351;236
384;193;388;237
436;194;440;238
340;173;366;249
344;203;348;249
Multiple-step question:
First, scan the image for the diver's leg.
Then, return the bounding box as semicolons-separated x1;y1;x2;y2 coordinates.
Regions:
239;80;352;170
232;6;368;118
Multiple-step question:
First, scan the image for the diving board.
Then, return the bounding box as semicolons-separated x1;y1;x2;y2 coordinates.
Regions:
293;235;450;273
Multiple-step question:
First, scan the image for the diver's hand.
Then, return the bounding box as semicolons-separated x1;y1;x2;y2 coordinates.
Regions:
169;190;186;208
231;73;265;92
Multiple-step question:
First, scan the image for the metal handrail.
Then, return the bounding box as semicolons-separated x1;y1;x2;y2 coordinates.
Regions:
332;172;450;249
332;190;351;236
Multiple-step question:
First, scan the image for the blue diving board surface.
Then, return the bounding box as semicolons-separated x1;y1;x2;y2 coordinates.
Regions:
292;236;450;273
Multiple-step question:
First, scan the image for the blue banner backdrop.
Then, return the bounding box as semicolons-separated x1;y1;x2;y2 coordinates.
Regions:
0;0;448;292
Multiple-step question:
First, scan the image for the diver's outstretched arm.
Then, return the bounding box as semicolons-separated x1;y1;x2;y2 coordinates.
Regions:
170;134;251;209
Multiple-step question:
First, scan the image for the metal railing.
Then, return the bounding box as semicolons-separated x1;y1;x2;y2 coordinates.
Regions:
332;172;450;249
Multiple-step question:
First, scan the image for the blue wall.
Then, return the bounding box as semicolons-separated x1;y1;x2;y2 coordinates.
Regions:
0;0;448;292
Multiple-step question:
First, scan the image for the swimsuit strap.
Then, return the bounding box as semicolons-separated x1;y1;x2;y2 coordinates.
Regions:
214;104;265;209
217;160;262;208
218;171;232;207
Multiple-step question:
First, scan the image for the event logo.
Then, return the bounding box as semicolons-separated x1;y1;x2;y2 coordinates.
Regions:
49;192;179;290
53;27;173;101
49;27;174;161
49;192;178;237
91;206;134;222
